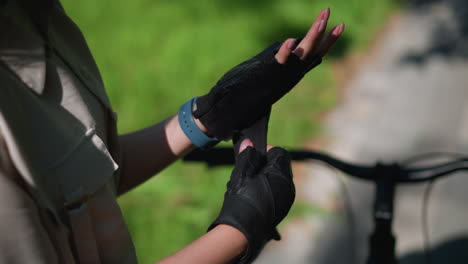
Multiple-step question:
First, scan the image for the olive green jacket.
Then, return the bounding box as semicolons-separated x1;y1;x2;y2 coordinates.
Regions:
0;1;137;263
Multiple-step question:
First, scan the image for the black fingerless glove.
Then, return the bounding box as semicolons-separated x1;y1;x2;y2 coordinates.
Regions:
194;42;322;140
209;147;296;263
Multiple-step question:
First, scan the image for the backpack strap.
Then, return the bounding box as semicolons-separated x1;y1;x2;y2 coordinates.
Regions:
64;187;102;264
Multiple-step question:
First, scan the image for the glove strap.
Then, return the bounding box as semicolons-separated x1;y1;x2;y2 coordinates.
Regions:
233;110;270;157
179;97;220;149
232;108;282;263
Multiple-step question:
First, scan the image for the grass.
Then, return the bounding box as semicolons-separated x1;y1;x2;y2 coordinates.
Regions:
61;0;399;262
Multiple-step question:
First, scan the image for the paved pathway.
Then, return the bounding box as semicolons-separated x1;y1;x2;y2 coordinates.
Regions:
256;0;468;263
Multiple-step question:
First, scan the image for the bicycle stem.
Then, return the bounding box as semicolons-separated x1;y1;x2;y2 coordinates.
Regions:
367;163;399;264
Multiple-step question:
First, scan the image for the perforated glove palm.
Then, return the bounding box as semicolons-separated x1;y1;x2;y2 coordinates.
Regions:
193;42;321;140
209;147;296;263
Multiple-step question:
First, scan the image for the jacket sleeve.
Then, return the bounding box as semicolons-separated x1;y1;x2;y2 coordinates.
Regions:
0;132;59;264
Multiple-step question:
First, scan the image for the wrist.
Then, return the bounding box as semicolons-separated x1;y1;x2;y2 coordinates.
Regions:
215;224;248;250
192;101;208;134
178;97;219;148
211;224;248;263
209;195;272;263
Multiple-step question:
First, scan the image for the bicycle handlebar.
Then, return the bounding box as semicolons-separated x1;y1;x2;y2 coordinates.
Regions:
183;148;468;183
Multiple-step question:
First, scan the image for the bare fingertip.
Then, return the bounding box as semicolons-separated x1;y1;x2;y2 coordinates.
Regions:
324;8;330;20
338;23;345;34
239;138;254;153
331;24;344;36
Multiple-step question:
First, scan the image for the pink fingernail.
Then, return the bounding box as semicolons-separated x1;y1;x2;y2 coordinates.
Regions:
318;19;326;33
338;23;345;34
323;8;330;20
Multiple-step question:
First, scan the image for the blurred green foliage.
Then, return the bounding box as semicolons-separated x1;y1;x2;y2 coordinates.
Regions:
61;0;398;262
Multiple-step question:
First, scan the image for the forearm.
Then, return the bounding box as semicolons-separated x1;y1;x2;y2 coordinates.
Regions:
118;114;207;194
157;224;247;264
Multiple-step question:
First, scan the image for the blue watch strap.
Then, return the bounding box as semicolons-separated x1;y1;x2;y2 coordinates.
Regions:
178;97;219;148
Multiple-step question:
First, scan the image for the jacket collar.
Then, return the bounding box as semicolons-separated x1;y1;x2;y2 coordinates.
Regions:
47;7;113;111
0;1;47;94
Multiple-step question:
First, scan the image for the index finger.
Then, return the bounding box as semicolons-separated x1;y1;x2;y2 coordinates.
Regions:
293;8;330;59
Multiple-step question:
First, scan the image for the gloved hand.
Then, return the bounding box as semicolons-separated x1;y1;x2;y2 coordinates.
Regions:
208;146;296;263
191;8;345;141
193;42;322;140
